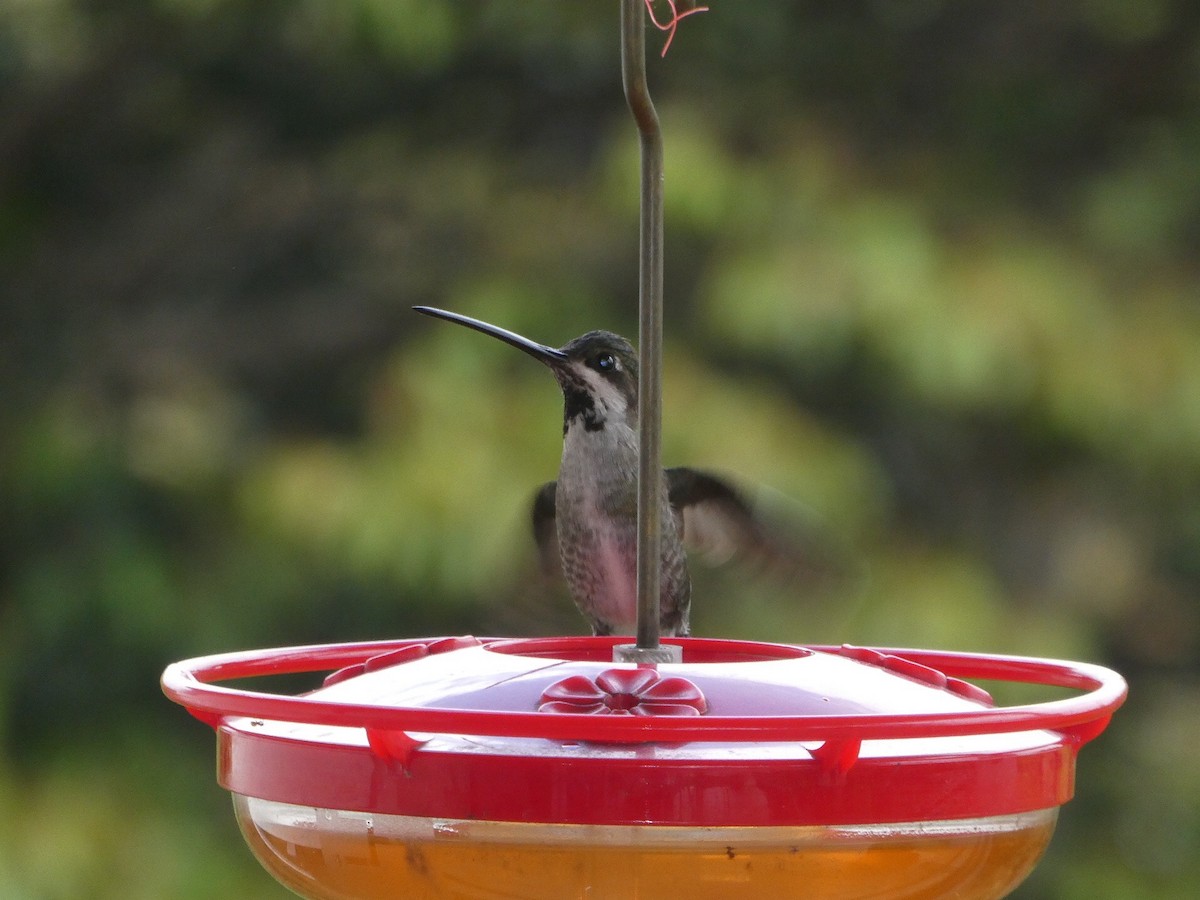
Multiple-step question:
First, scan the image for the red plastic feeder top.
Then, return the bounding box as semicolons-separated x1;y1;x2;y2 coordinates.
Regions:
162;635;1125;830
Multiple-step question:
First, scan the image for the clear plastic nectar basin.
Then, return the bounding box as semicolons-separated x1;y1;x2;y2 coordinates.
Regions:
162;636;1126;900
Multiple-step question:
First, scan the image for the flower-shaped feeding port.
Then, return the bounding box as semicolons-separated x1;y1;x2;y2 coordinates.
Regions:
538;667;707;716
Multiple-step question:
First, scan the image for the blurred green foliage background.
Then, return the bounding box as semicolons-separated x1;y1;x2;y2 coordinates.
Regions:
1;1;1198;897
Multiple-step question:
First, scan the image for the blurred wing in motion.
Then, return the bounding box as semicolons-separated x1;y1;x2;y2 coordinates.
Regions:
530;480;560;577
666;467;851;588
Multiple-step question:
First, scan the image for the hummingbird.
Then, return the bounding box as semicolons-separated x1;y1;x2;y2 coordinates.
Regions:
413;306;815;638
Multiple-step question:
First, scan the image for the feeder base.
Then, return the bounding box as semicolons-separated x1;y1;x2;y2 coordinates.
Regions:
234;796;1055;900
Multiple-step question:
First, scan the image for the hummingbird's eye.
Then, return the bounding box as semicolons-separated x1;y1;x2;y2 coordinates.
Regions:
593;353;617;372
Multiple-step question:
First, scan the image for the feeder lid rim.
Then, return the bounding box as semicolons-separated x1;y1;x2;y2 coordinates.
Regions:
160;637;1127;745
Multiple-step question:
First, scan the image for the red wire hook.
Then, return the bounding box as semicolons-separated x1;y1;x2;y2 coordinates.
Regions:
645;0;710;57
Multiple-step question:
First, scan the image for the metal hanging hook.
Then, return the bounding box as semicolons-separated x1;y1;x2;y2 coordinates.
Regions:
616;0;677;663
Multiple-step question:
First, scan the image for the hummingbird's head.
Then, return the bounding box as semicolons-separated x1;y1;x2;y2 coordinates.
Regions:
555;330;639;435
412;306;639;435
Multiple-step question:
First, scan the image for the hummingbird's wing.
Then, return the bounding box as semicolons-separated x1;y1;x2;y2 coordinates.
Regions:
471;480;581;637
666;467;768;565
666;467;846;583
530;480;560;576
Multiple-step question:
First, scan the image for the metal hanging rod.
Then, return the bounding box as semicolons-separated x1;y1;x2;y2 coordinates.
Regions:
617;0;675;663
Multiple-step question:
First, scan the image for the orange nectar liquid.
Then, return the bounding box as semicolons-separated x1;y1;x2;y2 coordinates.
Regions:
235;797;1056;900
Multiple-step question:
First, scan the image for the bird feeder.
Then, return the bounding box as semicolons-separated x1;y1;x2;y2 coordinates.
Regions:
162;635;1125;899
162;5;1127;897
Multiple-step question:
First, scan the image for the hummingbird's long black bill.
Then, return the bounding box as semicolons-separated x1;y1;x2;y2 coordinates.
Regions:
413;306;568;366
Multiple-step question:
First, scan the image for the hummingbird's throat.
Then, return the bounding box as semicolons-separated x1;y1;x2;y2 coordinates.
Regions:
562;386;604;434
557;364;635;436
